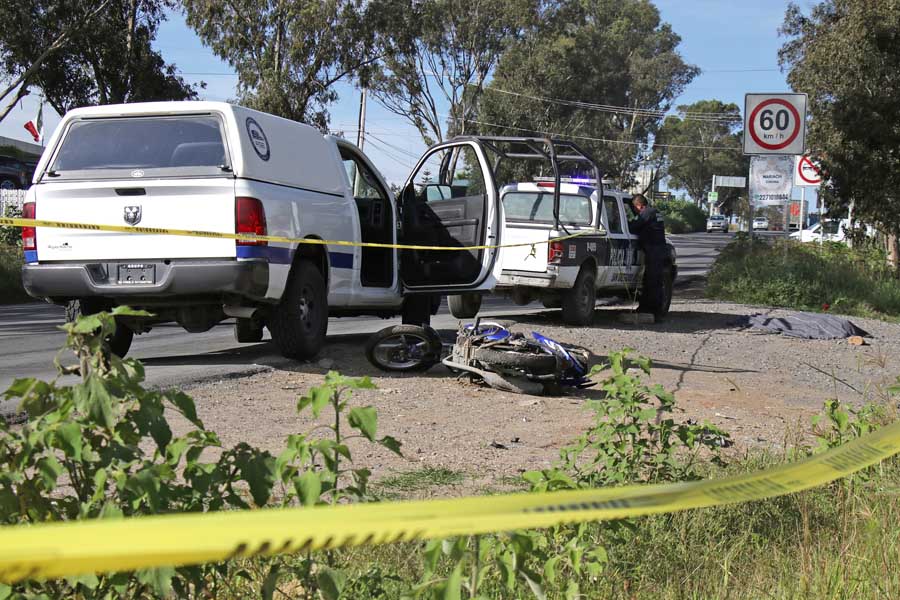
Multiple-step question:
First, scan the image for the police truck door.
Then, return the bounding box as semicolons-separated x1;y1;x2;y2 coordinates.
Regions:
398;141;501;292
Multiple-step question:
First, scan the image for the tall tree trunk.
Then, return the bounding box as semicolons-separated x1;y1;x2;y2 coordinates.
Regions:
888;231;900;276
124;0;138;102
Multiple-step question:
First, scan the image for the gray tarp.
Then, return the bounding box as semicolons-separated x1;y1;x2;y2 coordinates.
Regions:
737;312;870;339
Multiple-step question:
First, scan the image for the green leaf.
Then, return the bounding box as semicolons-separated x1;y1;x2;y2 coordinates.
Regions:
442;564;463;600
110;306;153;318
168;390;202;427
316;567;348;600
71;313;103;333
298;385;333;418
543;555;560;584
295;470;322;506
348;406;378;441
136;566;175;596
54;422;83;460
36;455;63;489
564;580;579;600
0;583;10;600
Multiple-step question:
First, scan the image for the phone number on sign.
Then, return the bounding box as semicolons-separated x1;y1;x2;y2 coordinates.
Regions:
753;194;789;201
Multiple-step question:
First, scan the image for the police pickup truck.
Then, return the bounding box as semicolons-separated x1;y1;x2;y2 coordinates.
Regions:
21;102;516;358
448;176;677;325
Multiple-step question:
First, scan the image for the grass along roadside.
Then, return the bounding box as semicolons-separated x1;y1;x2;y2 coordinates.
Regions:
707;236;900;320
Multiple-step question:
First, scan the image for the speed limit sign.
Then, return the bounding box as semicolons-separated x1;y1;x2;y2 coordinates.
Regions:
743;93;807;155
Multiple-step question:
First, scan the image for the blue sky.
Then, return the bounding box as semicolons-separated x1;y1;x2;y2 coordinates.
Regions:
1;1;816;202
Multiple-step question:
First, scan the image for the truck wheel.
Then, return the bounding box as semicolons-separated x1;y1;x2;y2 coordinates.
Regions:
448;293;482;319
561;265;596;326
65;299;134;357
270;260;328;359
234;317;264;343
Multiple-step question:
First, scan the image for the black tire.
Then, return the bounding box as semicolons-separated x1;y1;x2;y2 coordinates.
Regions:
655;268;674;319
65;299;134;357
541;296;561;309
234;317;264;343
561;265;596;326
269;260;328;359
473;346;557;375
448;293;482;319
365;325;443;372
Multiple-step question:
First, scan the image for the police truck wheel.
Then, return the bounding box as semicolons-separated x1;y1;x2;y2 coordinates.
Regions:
561;266;596;326
65;299;134;358
270;260;328;359
448;293;482;319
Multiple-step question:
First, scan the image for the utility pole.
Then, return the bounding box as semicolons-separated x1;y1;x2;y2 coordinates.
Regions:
356;88;367;151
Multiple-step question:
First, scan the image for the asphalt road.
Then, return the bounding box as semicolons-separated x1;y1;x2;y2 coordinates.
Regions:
0;231;732;411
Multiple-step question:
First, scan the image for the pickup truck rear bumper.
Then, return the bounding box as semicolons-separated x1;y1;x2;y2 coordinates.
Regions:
22;259;269;301
498;266;578;289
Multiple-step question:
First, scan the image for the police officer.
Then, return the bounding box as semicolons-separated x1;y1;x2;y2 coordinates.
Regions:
628;194;668;315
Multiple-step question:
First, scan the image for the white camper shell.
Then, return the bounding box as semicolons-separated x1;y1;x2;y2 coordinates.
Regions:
22;102;505;358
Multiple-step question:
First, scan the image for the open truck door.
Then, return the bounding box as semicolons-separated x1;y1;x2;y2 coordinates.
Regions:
398;140;501;293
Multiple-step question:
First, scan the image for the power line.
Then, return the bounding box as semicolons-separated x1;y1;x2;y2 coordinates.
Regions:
484;87;742;122
441;113;742;152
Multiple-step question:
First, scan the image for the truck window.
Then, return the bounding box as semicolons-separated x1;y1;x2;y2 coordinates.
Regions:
603;196;623;233
49;115;229;179
342;154;385;200
412;146;485;203
502;192;591;225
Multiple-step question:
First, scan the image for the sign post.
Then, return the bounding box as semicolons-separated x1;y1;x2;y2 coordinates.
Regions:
744;93;808;240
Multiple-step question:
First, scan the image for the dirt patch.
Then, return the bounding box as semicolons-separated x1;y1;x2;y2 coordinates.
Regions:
176;288;900;495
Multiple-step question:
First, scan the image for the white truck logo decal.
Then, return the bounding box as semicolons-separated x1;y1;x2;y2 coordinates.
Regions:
245;117;271;161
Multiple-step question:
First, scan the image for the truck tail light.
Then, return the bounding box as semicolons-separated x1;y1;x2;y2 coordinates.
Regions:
548;240;563;263
235;197;267;246
22;201;36;251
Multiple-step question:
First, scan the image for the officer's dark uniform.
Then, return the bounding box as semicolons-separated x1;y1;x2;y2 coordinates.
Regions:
628;204;668;314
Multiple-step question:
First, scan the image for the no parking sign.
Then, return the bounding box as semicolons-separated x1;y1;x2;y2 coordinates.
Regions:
743;93;808;155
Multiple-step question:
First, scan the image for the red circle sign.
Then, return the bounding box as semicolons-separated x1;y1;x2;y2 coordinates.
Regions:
797;155;822;184
748;98;802;151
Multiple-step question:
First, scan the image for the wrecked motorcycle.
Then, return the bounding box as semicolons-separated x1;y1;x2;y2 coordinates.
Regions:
366;320;593;395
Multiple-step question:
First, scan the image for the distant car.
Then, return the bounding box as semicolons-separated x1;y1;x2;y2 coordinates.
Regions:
752;217;769;231
706;214;728;233
0;156;29;190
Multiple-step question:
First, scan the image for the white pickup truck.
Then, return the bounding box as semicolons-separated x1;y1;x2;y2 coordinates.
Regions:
21;102;507;358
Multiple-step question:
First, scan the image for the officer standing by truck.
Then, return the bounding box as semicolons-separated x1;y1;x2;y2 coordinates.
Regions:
628;194;668;316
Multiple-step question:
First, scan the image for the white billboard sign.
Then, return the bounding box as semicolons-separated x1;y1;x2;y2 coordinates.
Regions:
793;155;823;187
743;93;808;155
750;156;793;206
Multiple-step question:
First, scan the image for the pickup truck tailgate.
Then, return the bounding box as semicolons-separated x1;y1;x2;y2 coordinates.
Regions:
34;178;236;261
501;226;549;273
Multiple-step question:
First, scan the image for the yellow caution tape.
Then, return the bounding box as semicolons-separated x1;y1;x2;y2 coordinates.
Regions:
0;217;595;252
1;419;898;583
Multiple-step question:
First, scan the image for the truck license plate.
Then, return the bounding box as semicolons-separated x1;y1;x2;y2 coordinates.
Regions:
117;263;156;285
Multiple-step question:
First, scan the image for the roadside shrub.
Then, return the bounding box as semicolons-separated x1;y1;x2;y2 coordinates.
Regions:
0;244;29;304
0;203;21;247
708;237;900;318
0;308;401;598
656;199;707;233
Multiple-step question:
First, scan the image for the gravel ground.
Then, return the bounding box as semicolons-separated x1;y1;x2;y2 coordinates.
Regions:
172;281;900;495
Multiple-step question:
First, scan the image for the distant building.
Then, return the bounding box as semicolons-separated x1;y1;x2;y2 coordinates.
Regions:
0;135;43;160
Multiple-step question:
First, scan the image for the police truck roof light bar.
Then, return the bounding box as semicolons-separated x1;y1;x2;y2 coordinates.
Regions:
450;136;604;230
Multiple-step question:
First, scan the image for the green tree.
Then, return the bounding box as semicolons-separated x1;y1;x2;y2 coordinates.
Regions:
477;0;698;185
0;0;198;119
367;0;538;145
780;0;900;268
184;0;386;130
654;100;747;211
